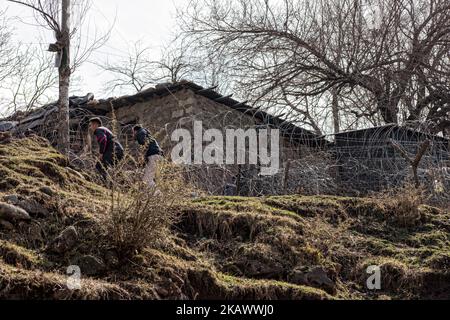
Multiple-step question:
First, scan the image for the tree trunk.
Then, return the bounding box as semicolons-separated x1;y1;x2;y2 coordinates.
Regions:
377;97;398;124
283;160;291;194
58;0;71;156
390;139;430;188
331;88;340;134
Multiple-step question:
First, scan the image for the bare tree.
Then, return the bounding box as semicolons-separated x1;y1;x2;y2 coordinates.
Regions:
99;41;161;94
0;9;25;116
99;39;203;95
1;44;57;114
99;37;235;96
7;0;111;155
178;0;450;135
158;42;195;84
0;9;18;84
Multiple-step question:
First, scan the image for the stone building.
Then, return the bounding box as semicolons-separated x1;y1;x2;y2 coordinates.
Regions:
89;81;329;195
2;81;329;195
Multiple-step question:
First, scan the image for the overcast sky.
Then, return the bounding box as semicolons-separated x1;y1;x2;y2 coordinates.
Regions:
4;0;187;98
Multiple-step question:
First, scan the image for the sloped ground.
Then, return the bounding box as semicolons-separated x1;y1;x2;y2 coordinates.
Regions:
0;136;449;300
181;196;450;299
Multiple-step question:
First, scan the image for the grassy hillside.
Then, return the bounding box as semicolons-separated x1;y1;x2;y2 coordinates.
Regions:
0;137;449;300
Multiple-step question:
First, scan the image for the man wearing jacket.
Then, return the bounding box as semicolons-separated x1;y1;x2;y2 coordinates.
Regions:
133;125;163;188
89;118;124;180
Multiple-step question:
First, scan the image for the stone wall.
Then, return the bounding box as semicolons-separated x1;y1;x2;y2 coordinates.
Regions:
105;89;333;195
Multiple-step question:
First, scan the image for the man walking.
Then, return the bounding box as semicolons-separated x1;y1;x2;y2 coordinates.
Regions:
89;118;124;180
133;125;163;188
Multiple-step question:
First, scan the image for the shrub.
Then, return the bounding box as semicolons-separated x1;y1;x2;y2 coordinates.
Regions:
105;160;191;260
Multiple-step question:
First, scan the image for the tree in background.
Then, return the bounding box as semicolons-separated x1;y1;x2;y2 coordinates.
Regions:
177;0;450;135
98;41;165;94
2;44;57;114
99;38;234;96
6;0;111;155
0;9;21;111
0;10;15;79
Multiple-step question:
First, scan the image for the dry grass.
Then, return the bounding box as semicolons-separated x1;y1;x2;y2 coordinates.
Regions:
0;260;131;300
375;183;428;228
104;159;192;260
0;240;42;269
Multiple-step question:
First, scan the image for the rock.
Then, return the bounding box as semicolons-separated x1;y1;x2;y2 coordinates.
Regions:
289;268;309;285
73;255;105;276
104;250;119;267
51;226;78;254
307;266;335;290
0;219;14;231
289;266;336;294
17;199;50;218
0;202;31;222
39;186;55;196
3;194;20;205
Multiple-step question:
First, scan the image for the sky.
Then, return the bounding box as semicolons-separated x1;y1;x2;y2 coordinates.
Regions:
3;0;187;98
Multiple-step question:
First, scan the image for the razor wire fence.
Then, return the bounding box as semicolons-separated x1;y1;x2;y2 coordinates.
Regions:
13;106;450;206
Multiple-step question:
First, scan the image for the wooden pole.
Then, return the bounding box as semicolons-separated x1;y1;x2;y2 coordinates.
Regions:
58;0;71;156
283;160;291;194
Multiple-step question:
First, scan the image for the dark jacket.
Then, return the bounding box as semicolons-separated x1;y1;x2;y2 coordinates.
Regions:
94;127;124;161
135;128;163;158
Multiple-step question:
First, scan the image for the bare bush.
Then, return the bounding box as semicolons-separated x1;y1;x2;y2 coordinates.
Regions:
105;159;192;260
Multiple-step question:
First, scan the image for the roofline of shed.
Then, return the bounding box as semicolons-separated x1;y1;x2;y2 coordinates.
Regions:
329;124;449;142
